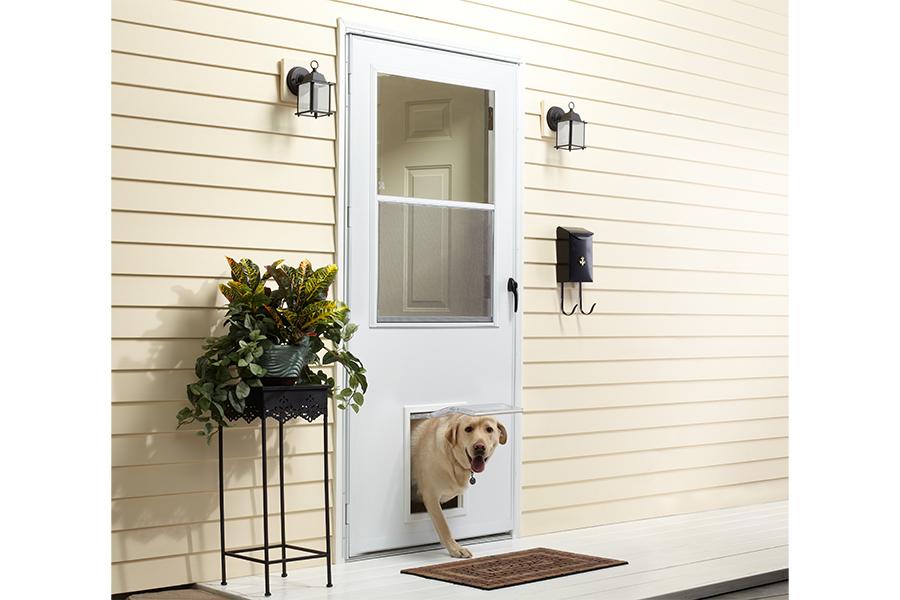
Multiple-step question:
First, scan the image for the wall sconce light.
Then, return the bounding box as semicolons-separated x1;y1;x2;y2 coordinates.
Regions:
285;60;335;118
546;102;587;151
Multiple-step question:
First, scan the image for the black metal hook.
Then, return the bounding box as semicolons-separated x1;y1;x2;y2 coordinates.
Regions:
560;282;596;316
560;283;578;315
577;282;596;315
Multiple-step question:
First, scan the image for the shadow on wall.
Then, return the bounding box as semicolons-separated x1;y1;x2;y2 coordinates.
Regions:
112;281;330;588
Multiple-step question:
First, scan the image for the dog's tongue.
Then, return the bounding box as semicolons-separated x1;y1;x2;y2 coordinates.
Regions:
471;455;486;473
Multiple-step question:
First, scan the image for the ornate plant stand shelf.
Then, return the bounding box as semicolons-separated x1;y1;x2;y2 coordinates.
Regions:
217;384;333;597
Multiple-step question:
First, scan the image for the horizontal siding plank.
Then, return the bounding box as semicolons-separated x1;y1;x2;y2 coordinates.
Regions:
523;289;787;315
112;370;196;403
525;165;786;215
112;147;334;196
520;478;787;534
329;0;785;75
112;426;334;468
524;356;787;387
661;0;788;34
522;458;786;512
523;437;787;486
112;84;334;140
112;116;335;168
112;398;335;435
111;307;224;339
525;139;786;196
523;397;787;436
523;239;788;274
112;537;327;594
523;376;787;412
111;18;333;76
112;211;335;252
526;64;786;133
112;513;327;563
112;243;333;278
523;417;787;461
525;91;787;154
524;337;787;363
569;0;787;50
112;52;279;104
223;0;788;91
111;180;335;224
112;480;331;531
485;0;787;69
524;115;787;174
525;265;787;295
112;337;204;371
525;215;787;255
113;454;333;499
112;0;335;54
524;313;787;338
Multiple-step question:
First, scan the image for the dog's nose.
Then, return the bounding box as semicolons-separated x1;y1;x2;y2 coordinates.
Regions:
474;443;486;454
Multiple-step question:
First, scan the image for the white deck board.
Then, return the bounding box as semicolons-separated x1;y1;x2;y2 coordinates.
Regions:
199;501;787;600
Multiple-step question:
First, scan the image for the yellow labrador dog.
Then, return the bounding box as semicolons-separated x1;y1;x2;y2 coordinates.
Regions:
410;414;507;558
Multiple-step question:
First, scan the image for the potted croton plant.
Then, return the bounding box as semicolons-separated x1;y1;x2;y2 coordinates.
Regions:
176;257;367;441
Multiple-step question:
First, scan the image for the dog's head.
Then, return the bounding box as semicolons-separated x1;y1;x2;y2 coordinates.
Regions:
446;415;507;474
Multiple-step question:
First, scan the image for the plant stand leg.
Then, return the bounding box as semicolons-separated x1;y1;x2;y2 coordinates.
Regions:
323;404;332;588
279;420;287;578
219;424;227;586
261;416;271;597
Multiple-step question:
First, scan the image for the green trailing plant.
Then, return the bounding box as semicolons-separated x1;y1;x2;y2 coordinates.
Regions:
176;257;368;442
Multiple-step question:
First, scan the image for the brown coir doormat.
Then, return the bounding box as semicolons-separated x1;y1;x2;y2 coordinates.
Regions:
400;547;628;590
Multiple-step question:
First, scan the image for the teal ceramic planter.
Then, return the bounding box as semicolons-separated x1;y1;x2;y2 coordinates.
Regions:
259;342;309;386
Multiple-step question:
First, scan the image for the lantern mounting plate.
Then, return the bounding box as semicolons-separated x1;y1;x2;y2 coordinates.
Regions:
285;66;311;97
545;105;565;132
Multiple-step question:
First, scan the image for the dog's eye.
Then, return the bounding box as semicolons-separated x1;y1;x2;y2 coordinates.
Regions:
486;426;494;433
464;426;473;433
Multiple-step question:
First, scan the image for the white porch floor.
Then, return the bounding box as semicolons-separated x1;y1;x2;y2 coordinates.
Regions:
200;501;787;600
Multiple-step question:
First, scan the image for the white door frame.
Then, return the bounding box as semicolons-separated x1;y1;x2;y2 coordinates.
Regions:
333;19;523;561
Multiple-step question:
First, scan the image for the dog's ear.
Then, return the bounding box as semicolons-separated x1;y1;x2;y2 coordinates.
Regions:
445;417;460;446
497;422;508;445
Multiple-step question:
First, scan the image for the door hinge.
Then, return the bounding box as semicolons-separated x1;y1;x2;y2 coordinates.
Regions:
488;106;494;131
344;502;350;525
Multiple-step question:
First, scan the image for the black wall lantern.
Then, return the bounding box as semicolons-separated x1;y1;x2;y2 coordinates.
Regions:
546;102;587;151
556;226;597;315
286;60;335;118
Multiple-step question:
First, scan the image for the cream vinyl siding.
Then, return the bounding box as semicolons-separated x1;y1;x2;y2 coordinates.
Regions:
110;0;787;593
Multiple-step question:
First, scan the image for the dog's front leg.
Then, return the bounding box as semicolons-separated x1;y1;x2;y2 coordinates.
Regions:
422;493;472;558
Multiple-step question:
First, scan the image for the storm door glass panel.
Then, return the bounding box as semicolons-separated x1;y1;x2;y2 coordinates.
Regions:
377;203;493;322
377;74;490;204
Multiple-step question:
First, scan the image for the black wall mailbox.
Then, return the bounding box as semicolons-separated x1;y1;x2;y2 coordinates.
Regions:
556;226;597;315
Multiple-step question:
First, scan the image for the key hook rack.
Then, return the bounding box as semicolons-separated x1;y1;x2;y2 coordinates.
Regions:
556;226;596;316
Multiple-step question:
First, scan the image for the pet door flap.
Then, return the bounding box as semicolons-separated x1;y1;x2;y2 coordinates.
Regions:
409;403;522;420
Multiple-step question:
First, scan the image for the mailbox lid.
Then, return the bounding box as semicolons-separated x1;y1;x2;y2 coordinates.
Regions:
556;226;593;240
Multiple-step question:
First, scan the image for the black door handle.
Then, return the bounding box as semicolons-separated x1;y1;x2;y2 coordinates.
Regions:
507;277;519;313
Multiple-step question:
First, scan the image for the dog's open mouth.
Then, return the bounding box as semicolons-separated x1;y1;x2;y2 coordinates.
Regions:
467;451;487;473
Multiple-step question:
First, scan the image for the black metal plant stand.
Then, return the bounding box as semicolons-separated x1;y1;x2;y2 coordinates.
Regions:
217;384;333;597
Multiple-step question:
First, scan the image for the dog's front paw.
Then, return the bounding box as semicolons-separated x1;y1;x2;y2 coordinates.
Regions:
448;545;473;559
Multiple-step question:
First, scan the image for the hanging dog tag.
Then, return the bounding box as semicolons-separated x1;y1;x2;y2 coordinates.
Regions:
469;474;476;485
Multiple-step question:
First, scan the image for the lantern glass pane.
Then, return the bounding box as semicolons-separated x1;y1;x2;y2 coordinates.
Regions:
298;83;312;113
376;73;490;204
312;81;330;113
571;121;585;149
557;120;570;148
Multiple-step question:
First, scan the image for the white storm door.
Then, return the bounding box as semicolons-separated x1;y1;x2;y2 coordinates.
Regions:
345;34;520;557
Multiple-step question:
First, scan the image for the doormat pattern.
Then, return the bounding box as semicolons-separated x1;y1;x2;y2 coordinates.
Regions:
400;547;628;590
